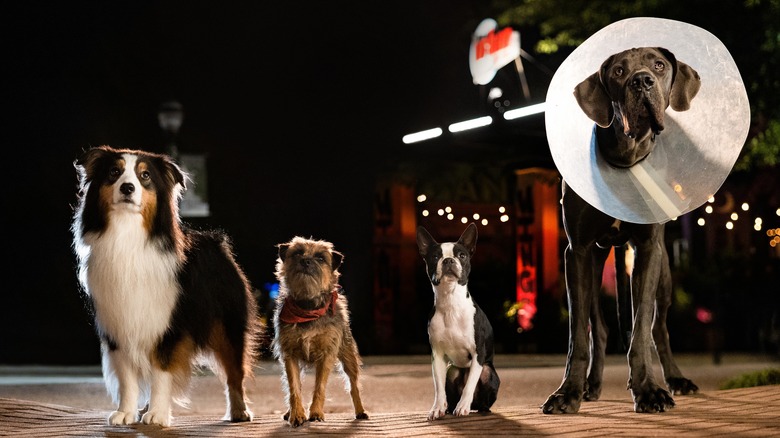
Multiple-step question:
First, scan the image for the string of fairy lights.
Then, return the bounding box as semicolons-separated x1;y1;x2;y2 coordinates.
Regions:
696;196;780;248
416;191;780;250
416;194;511;226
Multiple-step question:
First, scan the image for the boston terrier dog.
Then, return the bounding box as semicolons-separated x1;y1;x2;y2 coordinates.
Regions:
416;222;500;420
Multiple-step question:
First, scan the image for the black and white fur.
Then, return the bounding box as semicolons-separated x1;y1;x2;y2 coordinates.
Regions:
416;223;500;420
71;145;259;427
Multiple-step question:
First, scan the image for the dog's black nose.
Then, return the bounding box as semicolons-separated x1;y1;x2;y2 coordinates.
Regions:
631;72;655;90
119;183;135;196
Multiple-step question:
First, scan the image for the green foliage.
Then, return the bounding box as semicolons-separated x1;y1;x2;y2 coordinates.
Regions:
720;368;780;389
735;119;780;171
493;0;672;54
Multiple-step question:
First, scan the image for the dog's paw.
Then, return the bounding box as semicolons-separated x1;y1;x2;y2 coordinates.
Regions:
427;405;447;421
632;386;675;413
284;409;308;427
141;409;172;427
355;411;369;420
541;392;582;414
228;408;253;422
452;404;471;416
667;377;699;395
107;410;137;425
451;396;474;417
583;381;602;401
288;415;307;427
308;410;325;422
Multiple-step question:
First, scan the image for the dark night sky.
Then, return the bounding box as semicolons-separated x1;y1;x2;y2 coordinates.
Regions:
4;2;539;363
4;3;776;363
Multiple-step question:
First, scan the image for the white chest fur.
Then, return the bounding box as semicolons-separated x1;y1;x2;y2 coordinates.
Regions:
428;282;477;368
82;211;180;364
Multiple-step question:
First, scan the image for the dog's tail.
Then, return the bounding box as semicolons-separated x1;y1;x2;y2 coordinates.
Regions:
614;244;633;351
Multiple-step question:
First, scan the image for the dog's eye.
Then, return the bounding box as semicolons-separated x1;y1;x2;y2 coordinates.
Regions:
613;66;624;77
109;166;121;178
139;170;151;181
654;61;665;72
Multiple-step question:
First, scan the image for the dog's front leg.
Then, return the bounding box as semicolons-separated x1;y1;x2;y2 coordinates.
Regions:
585;289;609;401
627;236;675;413
428;352;449;420
308;357;335;422
652;243;698;395
282;357;307;427
141;368;174;426
106;350;140;425
542;244;598;414
452;359;484;416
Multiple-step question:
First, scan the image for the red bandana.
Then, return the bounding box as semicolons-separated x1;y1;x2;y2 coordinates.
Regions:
279;286;340;324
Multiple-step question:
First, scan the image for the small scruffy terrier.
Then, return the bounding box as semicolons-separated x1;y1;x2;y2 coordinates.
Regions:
271;236;369;427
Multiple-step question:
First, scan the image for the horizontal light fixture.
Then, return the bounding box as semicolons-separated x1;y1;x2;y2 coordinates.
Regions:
402;127;443;144
402;102;547;143
448;115;492;133
503;102;546;120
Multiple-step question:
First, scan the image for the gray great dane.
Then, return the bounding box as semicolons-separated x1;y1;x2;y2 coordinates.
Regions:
542;47;701;414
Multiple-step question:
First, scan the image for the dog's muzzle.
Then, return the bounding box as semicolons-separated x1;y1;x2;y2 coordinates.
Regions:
620;74;666;139
113;182;141;207
296;258;322;276
119;183;135;201
441;258;458;273
430;258;461;286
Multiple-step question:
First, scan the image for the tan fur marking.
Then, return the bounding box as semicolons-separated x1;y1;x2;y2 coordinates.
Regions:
99;184;113;222
135;162;157;233
150;335;196;405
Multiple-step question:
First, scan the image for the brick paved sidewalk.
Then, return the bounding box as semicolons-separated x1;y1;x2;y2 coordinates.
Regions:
2;385;779;437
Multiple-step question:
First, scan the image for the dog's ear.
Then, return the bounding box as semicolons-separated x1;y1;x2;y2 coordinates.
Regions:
161;156;187;191
75;146;110;182
416;226;435;257
658;47;701;112
574;70;613;128
330;250;344;270
278;243;290;261
458;223;478;255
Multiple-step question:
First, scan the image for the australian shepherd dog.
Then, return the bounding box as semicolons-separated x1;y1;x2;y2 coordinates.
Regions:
71;145;260;427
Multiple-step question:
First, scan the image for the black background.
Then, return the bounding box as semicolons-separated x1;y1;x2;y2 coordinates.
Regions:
3;2;514;363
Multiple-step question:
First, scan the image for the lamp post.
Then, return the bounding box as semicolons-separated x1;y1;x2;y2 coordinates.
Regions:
156;100;209;217
157;100;184;159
